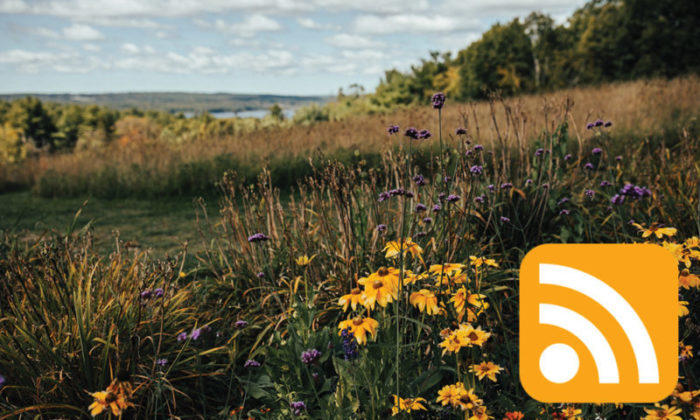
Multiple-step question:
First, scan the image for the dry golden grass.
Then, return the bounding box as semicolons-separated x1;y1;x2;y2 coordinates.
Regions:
3;75;699;192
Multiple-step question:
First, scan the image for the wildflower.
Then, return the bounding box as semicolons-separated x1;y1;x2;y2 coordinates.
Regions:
470;405;493;420
422;217;433;224
378;191;389;202
487;184;495;192
560;209;570;216
432;92;446;109
680;301;689;317
433;204;441;213
470;256;498;268
358;268;397;309
257;271;265;278
446;194;460;203
615;155;622;161
439;324;490;354
410;289;440;315
416;203;427;212
474;195;485;204
244;359;261;368
247;233;270;242
88;380;134;417
404;127;419;139
642;403;682;420
156;358;168;367
535;148;544;157
456;127;467;135
585;189;595;199
561;406;582;419
140;290;152;300
474;144;483;151
235;319;248;328
620;183;652;198
429;263;466;277
631;222;677;239
337;316;378;345
418;129;431;140
679;269;700;289
469;361;503;382
290;401;306;416
594;119;604;127
525;179;533;185
338;288;366;311
680;342;694;359
176;332;188;341
586;122;595;130
470;165;483;175
663;241;700;268
295;254;316;266
500;182;513;190
611;194;625;205
457;387;483;411
436;383;468;409
451;287;489;322
392;395;428;415
190;328;202;340
0;375;4;389
413;231;427;239
300;349;321;364
413;174;426;186
504;412;525;420
387;124;399;134
179;271;186;278
592;147;603;155
604;121;613;127
584;162;594;170
564;153;573;161
384;238;423;260
376;224;387;232
558;197;570;206
500;216;510;223
153;288;164;298
600;180;612;187
340;329;359;360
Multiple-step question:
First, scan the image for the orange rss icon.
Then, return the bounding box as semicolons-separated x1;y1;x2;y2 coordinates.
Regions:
519;244;678;402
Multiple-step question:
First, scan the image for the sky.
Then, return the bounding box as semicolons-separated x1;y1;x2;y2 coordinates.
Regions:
0;0;585;96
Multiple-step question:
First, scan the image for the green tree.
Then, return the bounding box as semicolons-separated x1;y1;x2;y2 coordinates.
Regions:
5;97;56;148
268;103;285;122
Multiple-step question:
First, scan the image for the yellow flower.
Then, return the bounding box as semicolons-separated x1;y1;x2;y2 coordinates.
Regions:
680;301;689;317
469;361;503;382
504;412;525;420
338;288;365;311
88;380;133;417
469;405;493;420
686;236;700;249
450;287;488;322
632;222;677;239
680;341;694;359
643;403;683;420
436;383;464;408
456;387;482;411
692;403;700;420
410;289;441;315
179;271;186;278
391;395;427;415
469;255;499;268
404;270;429;285
680;269;700;289
337;316;378;345
439;324;491;354
663;241;699;268
429;263;466;276
384;238;423;259
674;389;700;404
561;406;582;419
295;254;316;266
358;268;398;309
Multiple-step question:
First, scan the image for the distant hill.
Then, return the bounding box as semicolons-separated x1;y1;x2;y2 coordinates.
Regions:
0;92;332;114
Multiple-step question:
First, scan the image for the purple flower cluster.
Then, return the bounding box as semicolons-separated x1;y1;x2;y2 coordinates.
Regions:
473;144;484;152
431;92;446;109
156;358;168;367
455;127;467;135
177;332;188;341
446;194;460;203
415;203;427;212
585;189;595;199
301;348;322;365
559;209;570;216
378;188;413;202
418;129;431;140
500;182;513;190
487;184;495;192
178;326;211;342
525;179;533;186
619;183;652;199
235;319;249;328
600;180;612;187
500;216;511;223
610;194;625;205
535;148;545;157
592;147;603;155
341;329;358;361
413;174;426;186
404;127;431;140
584;162;594;171
557;197;570;206
470;165;483;175
422;217;433;225
564;154;573;162
474;194;486;204
586;120;612;129
290;401;307;416
248;233;270;243
376;224;387;232
140;288;164;301
257;271;265;278
244;359;261;368
387;124;400;135
432;204;441;213
413;231;427;239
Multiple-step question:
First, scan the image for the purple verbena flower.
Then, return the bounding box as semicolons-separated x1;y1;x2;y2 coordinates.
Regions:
140;290;152;300
500;182;513;190
432;204;441;213
584;162;594;170
413;231;427;239
0;375;5;389
470;165;483;175
376;224;387;232
446;194;460;203
156;358;168;367
413;174;425;186
611;194;625;205
473;144;483;151
190;328;202;341
422;217;433;224
615;155;622;162
585;189;595;199
559;209;570;216
604;121;612;127
177;332;188;342
525;179;533;185
558;197;569;206
290;401;307;416
592;147;603;155
387;124;399;135
564;154;573;161
586;122;595;130
487;184;495;192
438;192;446;201
404;127;418;139
301;349;322;364
474;195;485;204
594;119;604;127
257;271;265;278
153;288;164;298
415;203;427;212
248;233;270;243
535;148;544;157
341;329;358;360
443;176;451;184
455;127;467;135
500;216;511;223
417;129;431;140
378;191;389;202
235;320;249;328
431;92;446;109
600;180;612;187
244;359;261;368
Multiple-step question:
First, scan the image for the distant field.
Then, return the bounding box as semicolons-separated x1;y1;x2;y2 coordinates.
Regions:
0;191;216;256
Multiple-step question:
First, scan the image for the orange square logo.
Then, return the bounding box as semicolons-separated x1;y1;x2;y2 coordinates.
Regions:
519;244;678;403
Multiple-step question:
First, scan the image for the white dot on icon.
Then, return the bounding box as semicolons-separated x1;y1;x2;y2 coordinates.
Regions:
539;343;579;383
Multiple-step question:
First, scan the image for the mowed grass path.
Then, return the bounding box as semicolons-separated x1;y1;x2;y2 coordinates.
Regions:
0;191;216;256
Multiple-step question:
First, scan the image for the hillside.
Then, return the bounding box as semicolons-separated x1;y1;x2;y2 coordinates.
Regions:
0;92;331;114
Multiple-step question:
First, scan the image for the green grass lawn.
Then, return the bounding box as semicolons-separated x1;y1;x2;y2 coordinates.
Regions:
0;191;218;256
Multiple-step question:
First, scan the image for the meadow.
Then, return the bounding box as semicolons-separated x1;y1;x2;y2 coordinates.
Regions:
0;85;699;419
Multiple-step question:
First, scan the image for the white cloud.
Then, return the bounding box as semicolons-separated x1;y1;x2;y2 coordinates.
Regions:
62;23;104;41
82;43;101;52
353;14;481;34
297;17;338;30
74;16;166;28
0;48;106;73
325;33;383;49
120;42;140;54
228;14;282;37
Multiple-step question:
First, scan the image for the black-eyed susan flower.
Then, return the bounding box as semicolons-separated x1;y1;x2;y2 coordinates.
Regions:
469;405;493;420
642;403;682;420
680;341;694;359
460;324;491;347
391;395;427;415
436;383;470;409
338;288;366;311
504;412;525;420
680;300;689;317
409;289;440;315
88;380;133;417
384;238;423;260
337;316;378;345
663;241;700;268
358;269;397;309
632;222;677;239
469;361;504;382
680;269;700;289
295;254;316;266
450;287;488;322
469;255;499;268
561;406;582;420
429;263;466;276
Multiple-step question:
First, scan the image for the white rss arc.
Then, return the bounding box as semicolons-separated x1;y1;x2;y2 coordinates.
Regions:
540;304;619;383
539;264;659;383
